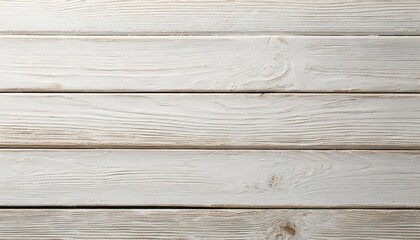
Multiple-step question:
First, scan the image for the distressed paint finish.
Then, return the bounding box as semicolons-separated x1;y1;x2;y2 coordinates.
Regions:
0;150;419;207
0;94;418;149
0;36;419;92
0;209;419;239
0;0;419;35
0;0;418;237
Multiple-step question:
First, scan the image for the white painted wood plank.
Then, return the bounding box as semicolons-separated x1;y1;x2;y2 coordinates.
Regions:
1;36;419;92
0;150;418;207
0;94;418;149
0;209;419;239
0;1;419;35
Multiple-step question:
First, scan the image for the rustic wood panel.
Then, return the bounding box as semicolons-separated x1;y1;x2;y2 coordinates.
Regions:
0;94;418;149
0;1;419;35
0;209;419;239
1;36;419;92
0;150;418;207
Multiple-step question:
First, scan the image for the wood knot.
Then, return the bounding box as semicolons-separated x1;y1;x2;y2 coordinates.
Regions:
270;221;296;240
268;175;282;189
282;223;296;236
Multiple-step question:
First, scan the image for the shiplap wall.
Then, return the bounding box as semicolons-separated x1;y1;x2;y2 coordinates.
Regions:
0;0;419;239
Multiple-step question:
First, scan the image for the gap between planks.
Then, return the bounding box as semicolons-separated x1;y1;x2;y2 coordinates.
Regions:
1;206;420;210
2;92;420;95
2;148;420;150
1;35;420;38
1;91;420;94
1;146;419;150
1;32;420;37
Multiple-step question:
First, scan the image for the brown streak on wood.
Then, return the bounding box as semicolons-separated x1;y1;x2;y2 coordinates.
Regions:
49;82;63;90
277;37;287;44
268;175;282;190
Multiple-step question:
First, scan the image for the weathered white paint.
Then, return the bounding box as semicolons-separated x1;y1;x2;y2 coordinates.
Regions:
0;150;418;207
0;0;418;237
0;1;419;35
0;94;418;149
1;36;418;92
0;209;419;239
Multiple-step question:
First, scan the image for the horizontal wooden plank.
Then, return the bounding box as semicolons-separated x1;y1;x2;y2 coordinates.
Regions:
0;150;418;207
1;36;419;92
0;1;419;35
0;94;419;149
0;209;419;239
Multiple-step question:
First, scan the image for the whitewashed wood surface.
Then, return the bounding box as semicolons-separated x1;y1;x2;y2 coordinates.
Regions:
0;0;419;35
1;36;418;92
0;150;418;207
0;209;419;239
0;94;418;149
1;0;419;237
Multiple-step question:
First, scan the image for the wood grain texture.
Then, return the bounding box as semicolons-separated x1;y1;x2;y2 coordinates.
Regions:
0;94;418;149
0;1;419;35
0;209;419;239
1;36;419;92
0;150;419;207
